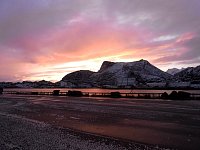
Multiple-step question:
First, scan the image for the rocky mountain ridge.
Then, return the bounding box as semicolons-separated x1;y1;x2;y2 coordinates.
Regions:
61;60;173;88
61;60;200;88
166;68;186;75
174;66;200;83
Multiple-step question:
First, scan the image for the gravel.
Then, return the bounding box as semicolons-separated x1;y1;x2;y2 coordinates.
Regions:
0;113;161;150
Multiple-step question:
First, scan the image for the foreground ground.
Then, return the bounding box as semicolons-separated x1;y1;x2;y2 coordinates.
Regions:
0;94;200;150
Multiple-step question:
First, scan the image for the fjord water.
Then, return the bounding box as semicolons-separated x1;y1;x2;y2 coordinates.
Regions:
4;88;200;94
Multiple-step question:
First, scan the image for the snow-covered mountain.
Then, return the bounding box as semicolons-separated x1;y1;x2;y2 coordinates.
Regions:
61;60;172;88
93;59;171;87
166;68;185;75
174;65;200;82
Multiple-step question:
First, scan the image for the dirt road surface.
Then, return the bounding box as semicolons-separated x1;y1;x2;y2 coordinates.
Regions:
0;94;200;150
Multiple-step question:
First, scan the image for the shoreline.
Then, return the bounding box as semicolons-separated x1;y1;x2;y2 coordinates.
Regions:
3;87;200;90
3;88;200;100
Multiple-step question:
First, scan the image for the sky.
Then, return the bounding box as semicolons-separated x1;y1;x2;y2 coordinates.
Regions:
0;0;200;82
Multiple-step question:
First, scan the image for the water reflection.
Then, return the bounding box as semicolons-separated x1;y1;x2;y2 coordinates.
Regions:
4;88;200;94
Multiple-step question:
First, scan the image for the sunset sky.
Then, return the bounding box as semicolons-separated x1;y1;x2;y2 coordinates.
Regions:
0;0;200;82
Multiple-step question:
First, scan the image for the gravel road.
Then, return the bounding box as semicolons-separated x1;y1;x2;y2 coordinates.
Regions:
0;112;163;150
0;94;200;149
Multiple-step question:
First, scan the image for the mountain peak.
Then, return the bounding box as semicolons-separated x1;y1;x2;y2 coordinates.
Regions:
62;70;94;81
99;61;116;72
137;59;151;65
166;68;186;75
138;59;148;62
